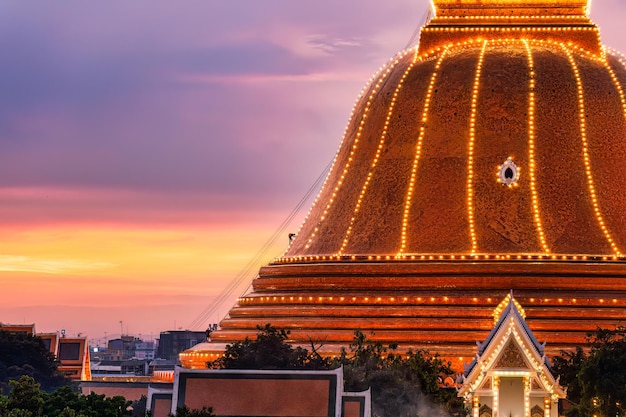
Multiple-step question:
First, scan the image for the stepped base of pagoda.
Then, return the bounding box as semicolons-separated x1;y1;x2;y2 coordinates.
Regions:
182;259;626;372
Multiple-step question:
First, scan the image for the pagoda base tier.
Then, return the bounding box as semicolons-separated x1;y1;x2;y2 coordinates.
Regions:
186;259;626;372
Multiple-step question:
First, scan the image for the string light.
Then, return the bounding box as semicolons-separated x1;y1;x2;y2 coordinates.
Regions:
467;40;488;254
337;48;421;255
399;46;450;255
522;39;550;254
302;50;410;250
562;44;622;256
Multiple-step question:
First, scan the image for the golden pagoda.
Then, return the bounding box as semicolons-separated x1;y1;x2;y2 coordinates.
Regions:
182;0;626;371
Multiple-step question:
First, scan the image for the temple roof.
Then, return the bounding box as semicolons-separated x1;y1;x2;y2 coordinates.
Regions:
470;292;544;372
459;293;566;400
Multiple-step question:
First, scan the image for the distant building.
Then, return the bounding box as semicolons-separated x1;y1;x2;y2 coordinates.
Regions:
90;360;122;375
107;335;139;361
157;331;205;360
0;323;90;381
121;359;149;376
134;341;156;360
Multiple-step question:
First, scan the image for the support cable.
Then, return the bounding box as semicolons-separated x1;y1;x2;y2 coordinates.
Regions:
186;158;333;330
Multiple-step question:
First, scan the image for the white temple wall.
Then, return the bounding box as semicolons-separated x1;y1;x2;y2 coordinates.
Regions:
530;397;544;412
499;377;524;417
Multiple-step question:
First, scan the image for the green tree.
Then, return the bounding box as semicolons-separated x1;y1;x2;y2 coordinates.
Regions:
0;376;136;417
42;386;84;417
57;407;88;417
0;331;67;393
551;346;586;406
77;393;131;417
169;405;215;417
208;324;331;370
43;386;132;417
0;394;8;416
579;327;626;417
6;376;44;417
128;395;147;417
553;327;626;417
6;409;34;417
339;330;465;417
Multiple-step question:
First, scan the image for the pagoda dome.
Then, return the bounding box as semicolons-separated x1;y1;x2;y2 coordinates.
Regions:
284;3;626;259
181;0;626;371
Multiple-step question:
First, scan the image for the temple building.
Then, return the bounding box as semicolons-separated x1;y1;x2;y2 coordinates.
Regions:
182;0;626;372
458;294;566;417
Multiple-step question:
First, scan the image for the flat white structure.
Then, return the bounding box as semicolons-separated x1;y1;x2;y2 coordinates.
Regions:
170;366;371;417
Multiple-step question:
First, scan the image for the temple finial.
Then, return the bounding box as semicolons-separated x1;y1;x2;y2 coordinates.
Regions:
419;0;600;54
431;0;591;17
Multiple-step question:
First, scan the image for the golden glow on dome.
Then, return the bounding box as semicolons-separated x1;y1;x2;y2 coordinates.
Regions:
467;40;488;254
562;44;622;257
399;47;450;255
522;39;550;254
303;54;406;251
194;0;626;378
338;48;420;255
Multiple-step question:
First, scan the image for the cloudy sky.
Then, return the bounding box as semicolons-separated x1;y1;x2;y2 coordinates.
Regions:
1;0;625;343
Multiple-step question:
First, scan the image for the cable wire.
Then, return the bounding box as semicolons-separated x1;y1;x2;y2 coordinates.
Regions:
186;158;333;330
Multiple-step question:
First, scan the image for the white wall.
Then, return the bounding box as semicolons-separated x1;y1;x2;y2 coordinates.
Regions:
499;377;524;417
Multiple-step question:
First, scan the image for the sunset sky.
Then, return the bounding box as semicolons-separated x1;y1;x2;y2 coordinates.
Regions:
2;0;626;345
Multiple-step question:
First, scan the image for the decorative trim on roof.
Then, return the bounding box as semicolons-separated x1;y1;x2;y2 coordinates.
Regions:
458;292;566;402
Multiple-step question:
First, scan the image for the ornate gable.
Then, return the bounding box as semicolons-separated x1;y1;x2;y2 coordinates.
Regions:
494;339;531;370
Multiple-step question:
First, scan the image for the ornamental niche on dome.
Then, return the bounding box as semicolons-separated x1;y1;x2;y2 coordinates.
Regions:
182;0;626;371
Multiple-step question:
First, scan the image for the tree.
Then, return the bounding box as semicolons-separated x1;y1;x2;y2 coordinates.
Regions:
76;392;131;417
208;324;331;370
553;327;626;417
128;395;147;417
339;330;466;417
6;376;44;417
551;346;586;406
0;376;136;417
0;331;67;393
41;386;92;417
42;386;132;417
169;405;215;417
57;407;88;417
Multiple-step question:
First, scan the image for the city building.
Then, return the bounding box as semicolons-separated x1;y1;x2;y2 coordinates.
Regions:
106;335;140;361
157;331;206;361
0;323;91;381
181;0;626;372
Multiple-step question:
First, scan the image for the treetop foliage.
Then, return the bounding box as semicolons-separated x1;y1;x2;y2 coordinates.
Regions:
0;375;147;417
169;405;215;417
0;331;67;394
207;324;331;370
553;326;626;417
